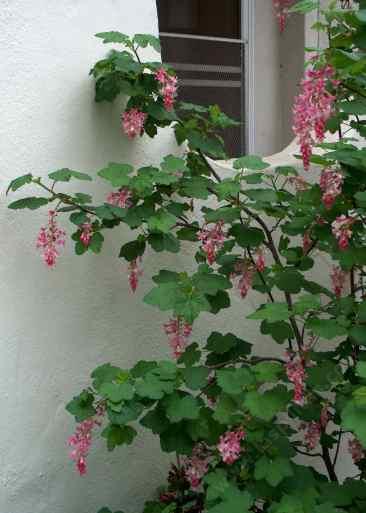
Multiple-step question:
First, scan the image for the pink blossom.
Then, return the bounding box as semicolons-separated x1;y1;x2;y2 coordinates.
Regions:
107;188;133;209
80;223;93;247
231;261;255;299
197;221;226;265
303;231;312;255
184;445;210;489
285;351;307;406
332;214;356;251
348;438;365;463
36;210;66;268
159;492;177;504
163;317;192;359
121;108;146;139
128;258;143;293
330;266;347;297
301;421;321;451
155;67;178;111
273;0;296;32
68;415;103;476
319;168;343;210
218;429;245;465
255;248;266;273
320;405;329;430
293;64;337;170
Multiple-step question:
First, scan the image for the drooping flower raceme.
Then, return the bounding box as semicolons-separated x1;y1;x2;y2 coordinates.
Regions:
163;317;192;359
155;68;178;111
293;64;337;170
121;108;147;139
218;429;245;465
197;221;226;265
302;421;322;451
184;445;210;489
107;188;133;209
36;210;66;268
68;414;103;476
255;247;266;273
285;351;307;406
272;0;296;32
319;168;343;210
231;261;255;299
330;266;347;297
348;438;365;464
332;214;356;251
128;258;143;293
80;223;93;247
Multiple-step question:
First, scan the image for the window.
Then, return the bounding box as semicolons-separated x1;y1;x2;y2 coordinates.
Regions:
156;0;245;157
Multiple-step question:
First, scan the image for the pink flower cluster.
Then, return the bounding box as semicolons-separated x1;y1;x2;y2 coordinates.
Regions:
217;429;245;465
155;68;178;111
330;266;347;297
293;64;337;170
285;351;307;406
302;421;322;451
107;187;133;209
184;445;210;489
231;261;255;299
272;0;295;32
68;414;103;476
320;168;343;210
80;223;93;247
128;258;143;293
163;317;192;359
197;221;226;265
122;108;146;139
36;210;66;268
332;214;356;251
348;438;365;464
255;248;266;273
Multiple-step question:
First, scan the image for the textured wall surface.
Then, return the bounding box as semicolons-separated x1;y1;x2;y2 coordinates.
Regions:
0;2;311;513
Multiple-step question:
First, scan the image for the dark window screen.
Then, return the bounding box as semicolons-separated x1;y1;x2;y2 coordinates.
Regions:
156;0;244;157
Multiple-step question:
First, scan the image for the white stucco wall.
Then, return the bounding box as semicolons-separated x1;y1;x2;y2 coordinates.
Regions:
0;2;319;513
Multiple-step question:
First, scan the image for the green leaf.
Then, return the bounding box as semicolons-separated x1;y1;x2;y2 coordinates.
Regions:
275;270;304;294
148;233;180;253
253;362;283;383
181;176;212;199
356;361;366;379
261;320;293;344
193;273;232;296
161;155;188;174
208;487;253;513
95;31;130;44
244;386;290;421
205;470;231;501
66;390;96;422
254;456;293;487
91;363;126;389
248;303;290;322
98;163;133;187
7;173;33;194
205;332;250;355
306;318;348;340
245;189;278;203
89;232;104;254
183;366;210;390
187;131;225;159
133;33;161;52
293;294;321;316
165;394;201;422
102;424;137;450
100;382;134;403
159;424;194;454
217;367;255;395
48;168;92;182
148;209;176;233
349;326;366;345
233;155;270;170
230;225;265;248
8;197;49;210
288;0;319;13
70;211;88;226
342;399;366;447
119;240;146;262
340;100;366;115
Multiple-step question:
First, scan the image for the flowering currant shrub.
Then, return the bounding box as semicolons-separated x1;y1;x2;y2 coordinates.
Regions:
7;2;366;512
